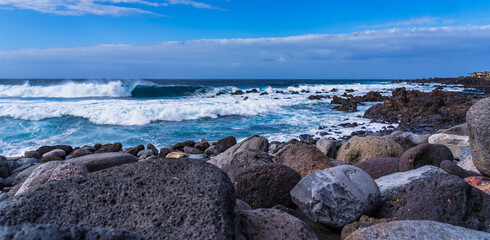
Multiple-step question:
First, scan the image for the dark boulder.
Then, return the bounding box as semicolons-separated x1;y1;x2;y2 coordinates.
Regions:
36;145;73;156
127;145;145;156
354;157;399;179
65;152;137;172
94;143;122;153
273;142;333;177
399;143;454;171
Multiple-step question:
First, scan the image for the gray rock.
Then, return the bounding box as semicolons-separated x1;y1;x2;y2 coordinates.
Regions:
15;161;62;196
235;199;252;211
16;158;39;166
127;145;145;156
183;146;204;154
345;220;490;240
238;209;318;240
375;165;447;201
0;158;237;240
188;154;208;160
40;155;63;163
0;193;7;202
204;145;217;156
137;149;154;158
458;156;481;175
213;135;270;168
218;149;272;169
36;145;73;156
159;147;171;157
428;133;469;160
7;164;39;186
72;148;93;158
0;177;4;189
65;152;137;172
0;224;146;240
315;138;337;158
440;160;473;178
147;143;159;155
459;146;472;163
441;123;470;136
388;131;430;150
47;162;89;182
24;151;40;159
42;149;66;159
0;156;20;178
290;165;380;228
467;97;490;176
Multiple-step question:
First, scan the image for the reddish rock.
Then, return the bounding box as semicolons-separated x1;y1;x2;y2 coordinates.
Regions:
399;143;453;171
273;142;333;177
465;176;490;195
354;157;399;179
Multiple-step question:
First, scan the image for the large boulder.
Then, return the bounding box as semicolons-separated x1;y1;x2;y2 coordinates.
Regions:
388;131;430;150
398;143;453;171
337;136;404;164
290;165;380;228
315;138;337;158
65;152;137;172
375;165;447;201
0;156;20;178
212;136;238;155
467;97;490;176
0;159;237;240
428;133;469;159
47;162;89;182
224;163;301;209
238;209;318;240
345;220;490;240
15;161;62;196
354;157;399;179
273;142;333;177
41;149;66;159
375;173;490;232
214;135;269;168
0;224;145;240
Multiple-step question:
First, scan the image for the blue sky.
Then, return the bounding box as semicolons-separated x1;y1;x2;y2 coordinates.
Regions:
0;0;489;78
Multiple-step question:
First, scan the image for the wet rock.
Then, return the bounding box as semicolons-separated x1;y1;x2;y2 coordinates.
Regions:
15;161;62;196
165;152;188;159
465;176;490;195
71;148;93;158
375;173;490;231
65;152;137;172
333;98;358;112
398;143;453;171
375;165;447;201
354;157;399;179
127;145;144;156
315;138;337;158
467;97;490;176
274;142;333;177
94;143;122;153
337;136;404;164
428;133;469;159
238;209;318;240
0;224;146;240
290;165;380;228
224;163;301;209
231;90;245;95
0;158;237;240
360;91;383;102
341;215;390;240
345;220;490;240
47;162;89;182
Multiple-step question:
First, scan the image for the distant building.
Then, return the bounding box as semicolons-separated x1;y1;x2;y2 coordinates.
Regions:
469;71;490;78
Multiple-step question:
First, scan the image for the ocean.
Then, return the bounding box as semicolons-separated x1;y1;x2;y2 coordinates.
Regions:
0;79;464;157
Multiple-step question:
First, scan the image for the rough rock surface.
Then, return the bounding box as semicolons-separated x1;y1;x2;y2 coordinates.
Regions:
66;152;137;172
213;136;238;154
316;138;337;158
336;136;404;164
224;163;301;209
238;209;318;240
0;158;237;240
15;161;62;196
375;173;490;232
47;162;89;182
36;145;73;156
398;143;454;171
388;131;430;150
345;220;490;240
0;224;146;240
354;157;399;179
0;156;20;178
71;148;93;158
127;145;144;156
42;149;66;159
94;143;122;153
458;156;481;175
375;165;447;201
467;97;490;176
341;215;390;240
440;160;474;178
274;142;333;177
218;149;272;169
290;165;380;228
465;176;490;195
441;123;469;136
428;133;469;159
213;135;269;168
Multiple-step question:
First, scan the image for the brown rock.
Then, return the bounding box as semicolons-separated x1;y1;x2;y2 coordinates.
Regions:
273;142;333;177
95;143;122;153
47;163;89;182
399;143;453;171
337;136;404;164
72;148;93;158
354;157;399;179
465;176;490;195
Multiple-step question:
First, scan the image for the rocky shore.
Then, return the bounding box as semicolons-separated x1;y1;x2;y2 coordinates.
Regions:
0;88;490;239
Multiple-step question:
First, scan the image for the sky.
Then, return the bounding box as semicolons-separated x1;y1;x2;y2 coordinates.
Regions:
0;0;489;79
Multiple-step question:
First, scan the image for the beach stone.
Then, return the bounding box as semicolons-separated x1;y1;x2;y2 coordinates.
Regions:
0;158;237;240
388;131;430;150
71;148;93;158
467;97;490;176
147;143;158;155
95;143;122;153
337;136;404;164
218;149;272;168
0;224;146;240
354;157;399;179
42;149;66;159
290;165;380;228
5;164;39;187
204;145;217;155
465;176;490;195
136;149;154;158
127;145;144;156
65;152;137;172
214;135;269;168
428;133;469;159
458;156;481;175
47;162;89;182
93;143;102;151
441;123;469;136
173;140;195;150
316;138;337;158
36;145;73;156
399;143;453;171
165;152;188;159
15;161;62;196
440;160;473;178
375;165;447;201
159;147;170;157
225;163;301;209
345;220;490;240
375;173;490;231
0;193;7;202
0;157;16;178
238;209;318;240
196;139;210;151
235;199;252;211
341;215;390;240
183;146;204;154
459;146;472;162
16;158;39;166
24;151;40;159
274;142;333;177
40;155;63;163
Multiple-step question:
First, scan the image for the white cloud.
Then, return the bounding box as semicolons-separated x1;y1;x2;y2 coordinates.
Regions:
365;16;454;28
1;25;490;78
0;0;223;16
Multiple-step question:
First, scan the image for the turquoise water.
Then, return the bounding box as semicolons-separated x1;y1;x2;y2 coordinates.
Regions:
0;79;455;156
